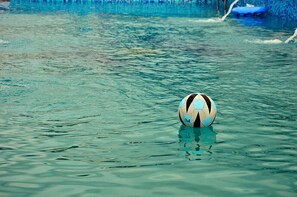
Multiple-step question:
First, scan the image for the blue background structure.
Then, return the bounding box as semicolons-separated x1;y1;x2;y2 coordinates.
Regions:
265;0;297;21
224;0;297;21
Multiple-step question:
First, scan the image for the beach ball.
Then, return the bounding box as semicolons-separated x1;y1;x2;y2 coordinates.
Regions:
178;93;217;128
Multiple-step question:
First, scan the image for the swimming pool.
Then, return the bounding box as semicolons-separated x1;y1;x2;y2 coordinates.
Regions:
1;2;297;196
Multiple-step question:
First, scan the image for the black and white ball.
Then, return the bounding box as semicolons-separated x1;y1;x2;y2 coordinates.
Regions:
178;93;217;128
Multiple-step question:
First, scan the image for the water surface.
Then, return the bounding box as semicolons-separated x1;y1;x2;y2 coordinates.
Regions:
1;3;297;197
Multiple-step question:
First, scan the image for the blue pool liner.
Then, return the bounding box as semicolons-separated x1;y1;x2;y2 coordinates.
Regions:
8;0;217;16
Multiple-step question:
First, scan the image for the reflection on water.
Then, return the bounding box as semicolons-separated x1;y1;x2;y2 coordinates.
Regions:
178;125;217;160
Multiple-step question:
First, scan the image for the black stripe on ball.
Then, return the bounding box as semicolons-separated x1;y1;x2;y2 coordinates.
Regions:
201;94;212;113
194;112;201;127
179;112;186;126
186;93;198;112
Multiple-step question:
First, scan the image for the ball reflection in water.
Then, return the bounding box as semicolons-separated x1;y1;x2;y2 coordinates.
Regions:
178;125;217;160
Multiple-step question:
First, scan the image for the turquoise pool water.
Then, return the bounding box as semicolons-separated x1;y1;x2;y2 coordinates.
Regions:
1;3;297;196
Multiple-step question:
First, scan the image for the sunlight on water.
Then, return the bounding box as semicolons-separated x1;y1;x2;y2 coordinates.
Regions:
190;18;223;23
245;29;297;44
245;39;283;44
0;39;9;44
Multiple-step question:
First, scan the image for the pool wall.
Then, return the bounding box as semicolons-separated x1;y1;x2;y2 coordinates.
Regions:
8;0;297;21
264;0;297;21
9;0;221;17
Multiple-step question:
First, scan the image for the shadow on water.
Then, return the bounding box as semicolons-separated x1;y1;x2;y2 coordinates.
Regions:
178;125;217;160
234;15;297;30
